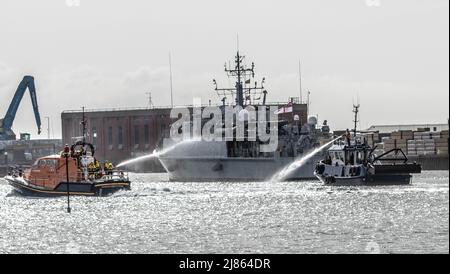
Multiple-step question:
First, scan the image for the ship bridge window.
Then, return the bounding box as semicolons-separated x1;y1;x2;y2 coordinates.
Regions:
330;150;344;162
356;151;364;164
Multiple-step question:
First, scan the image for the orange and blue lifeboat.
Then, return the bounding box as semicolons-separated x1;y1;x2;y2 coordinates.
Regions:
5;155;131;197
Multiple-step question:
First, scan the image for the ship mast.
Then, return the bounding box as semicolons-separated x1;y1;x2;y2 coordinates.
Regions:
236;51;243;106
213;51;266;107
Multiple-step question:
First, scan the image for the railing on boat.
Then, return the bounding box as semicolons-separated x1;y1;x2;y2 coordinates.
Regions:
11;169;129;189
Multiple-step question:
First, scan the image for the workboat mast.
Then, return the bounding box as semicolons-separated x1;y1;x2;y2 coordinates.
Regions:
353;103;360;136
81;106;87;143
213;51;267;107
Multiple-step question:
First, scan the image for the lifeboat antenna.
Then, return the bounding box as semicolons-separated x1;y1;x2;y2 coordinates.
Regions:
353;103;360;136
81;106;86;143
298;60;302;104
169;52;174;108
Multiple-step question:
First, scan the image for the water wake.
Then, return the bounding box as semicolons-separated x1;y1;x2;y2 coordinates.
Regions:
117;140;193;168
270;136;342;182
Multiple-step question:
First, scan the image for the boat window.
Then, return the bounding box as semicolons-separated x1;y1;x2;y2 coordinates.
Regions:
357;152;363;164
46;159;57;168
34;159;57;168
330;151;345;163
32;159;39;168
338;152;345;162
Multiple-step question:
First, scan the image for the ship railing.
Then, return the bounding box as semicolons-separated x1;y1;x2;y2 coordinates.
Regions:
61;101;305;114
82;169;128;181
99;170;129;181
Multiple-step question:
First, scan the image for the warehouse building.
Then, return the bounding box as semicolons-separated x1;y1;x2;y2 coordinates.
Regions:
366;123;448;134
61;107;172;171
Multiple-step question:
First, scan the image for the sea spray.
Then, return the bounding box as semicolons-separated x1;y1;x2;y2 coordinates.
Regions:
270;136;343;182
117;140;193;168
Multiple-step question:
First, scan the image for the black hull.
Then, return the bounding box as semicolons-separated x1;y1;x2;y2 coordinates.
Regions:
6;178;131;197
316;173;412;186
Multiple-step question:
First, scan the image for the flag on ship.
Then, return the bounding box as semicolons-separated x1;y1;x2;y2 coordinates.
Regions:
274;102;293;114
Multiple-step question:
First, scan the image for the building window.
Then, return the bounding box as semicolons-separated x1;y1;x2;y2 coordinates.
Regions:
118;126;123;149
108;127;113;150
92;127;97;147
134;125;140;149
144;125;150;145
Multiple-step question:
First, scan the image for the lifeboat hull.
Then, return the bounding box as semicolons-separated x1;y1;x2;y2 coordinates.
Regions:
5;176;131;197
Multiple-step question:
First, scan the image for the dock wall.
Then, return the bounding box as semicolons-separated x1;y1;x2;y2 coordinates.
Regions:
408;155;449;171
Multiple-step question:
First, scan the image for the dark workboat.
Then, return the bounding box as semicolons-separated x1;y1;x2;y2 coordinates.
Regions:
4;108;131;197
314;105;422;186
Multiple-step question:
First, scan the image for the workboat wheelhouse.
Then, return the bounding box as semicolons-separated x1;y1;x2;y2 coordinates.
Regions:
314;105;422;186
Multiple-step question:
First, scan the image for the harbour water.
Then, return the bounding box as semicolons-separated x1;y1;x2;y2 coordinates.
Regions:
0;171;448;254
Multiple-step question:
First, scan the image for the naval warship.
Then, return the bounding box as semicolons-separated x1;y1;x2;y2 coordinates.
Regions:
157;51;332;181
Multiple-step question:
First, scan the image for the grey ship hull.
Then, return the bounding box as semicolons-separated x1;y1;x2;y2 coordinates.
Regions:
159;155;322;182
158;140;324;182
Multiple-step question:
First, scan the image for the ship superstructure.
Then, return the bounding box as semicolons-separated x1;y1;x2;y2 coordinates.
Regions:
158;51;331;181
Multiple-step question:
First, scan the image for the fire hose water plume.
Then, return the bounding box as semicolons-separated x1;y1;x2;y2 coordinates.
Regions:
270;135;343;182
117;140;193;168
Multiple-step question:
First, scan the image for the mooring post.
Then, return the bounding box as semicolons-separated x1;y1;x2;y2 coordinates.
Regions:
63;144;71;213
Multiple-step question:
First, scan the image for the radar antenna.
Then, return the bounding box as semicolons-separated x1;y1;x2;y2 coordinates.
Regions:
213;51;266;106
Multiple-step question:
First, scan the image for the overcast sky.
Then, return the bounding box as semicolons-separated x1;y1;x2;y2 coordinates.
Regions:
0;0;448;139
